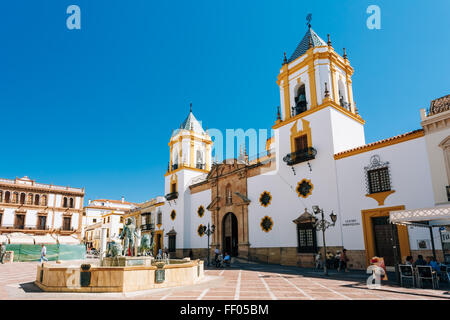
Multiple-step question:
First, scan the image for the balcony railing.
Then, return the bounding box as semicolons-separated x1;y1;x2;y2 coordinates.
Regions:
141;223;155;231
165;191;178;201
283;147;317;166
196;163;206;170
292;102;307;117
447;186;450;202
339;98;351;111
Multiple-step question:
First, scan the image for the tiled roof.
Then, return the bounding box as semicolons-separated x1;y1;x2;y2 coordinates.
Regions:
91;199;135;205
288;27;327;63
334;129;424;159
172;112;205;136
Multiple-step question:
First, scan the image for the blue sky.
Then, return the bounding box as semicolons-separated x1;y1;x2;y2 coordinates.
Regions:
0;0;449;203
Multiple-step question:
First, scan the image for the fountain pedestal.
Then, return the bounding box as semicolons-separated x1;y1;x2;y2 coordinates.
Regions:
101;256;153;267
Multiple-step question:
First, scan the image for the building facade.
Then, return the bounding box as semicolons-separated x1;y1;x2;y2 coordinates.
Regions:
131;26;449;269
0;176;85;241
83;198;136;249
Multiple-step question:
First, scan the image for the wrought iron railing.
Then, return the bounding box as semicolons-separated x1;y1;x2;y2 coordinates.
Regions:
141;223;155;231
339;99;351;111
196;163;206;170
283;147;317;166
292;103;307;116
165;191;178;201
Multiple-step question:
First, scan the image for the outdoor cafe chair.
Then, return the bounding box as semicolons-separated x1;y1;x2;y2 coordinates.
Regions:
399;264;415;288
416;266;439;289
439;265;450;284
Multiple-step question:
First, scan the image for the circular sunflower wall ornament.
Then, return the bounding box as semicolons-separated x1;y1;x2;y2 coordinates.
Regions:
170;210;176;221
197;224;205;237
260;216;274;232
259;191;272;207
296;179;313;198
197;205;205;218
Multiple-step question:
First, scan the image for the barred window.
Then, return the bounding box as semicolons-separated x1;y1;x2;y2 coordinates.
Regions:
368;167;391;194
297;223;317;253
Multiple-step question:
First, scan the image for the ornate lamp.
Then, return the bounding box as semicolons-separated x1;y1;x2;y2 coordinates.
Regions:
330;211;337;224
311;205;338;275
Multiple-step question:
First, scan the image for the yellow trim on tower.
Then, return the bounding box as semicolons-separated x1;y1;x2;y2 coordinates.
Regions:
290;119;312;154
164;166;209;177
273;100;365;130
307;59;317;108
190;137;194;168
361;206;410;267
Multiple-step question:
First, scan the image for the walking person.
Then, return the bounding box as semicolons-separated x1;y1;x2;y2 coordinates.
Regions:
40;244;48;263
0;243;6;264
338;248;349;272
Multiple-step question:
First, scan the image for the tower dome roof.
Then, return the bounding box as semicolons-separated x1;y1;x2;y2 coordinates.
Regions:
172;111;205;137
288;27;327;63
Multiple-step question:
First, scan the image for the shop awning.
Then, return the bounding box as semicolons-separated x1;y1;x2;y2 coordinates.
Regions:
57;235;81;245
390;204;450;262
8;233;35;244
0;235;8;244
33;234;58;245
389;204;450;227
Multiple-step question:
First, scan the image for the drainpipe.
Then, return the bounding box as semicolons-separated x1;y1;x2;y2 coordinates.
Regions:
429;226;437;261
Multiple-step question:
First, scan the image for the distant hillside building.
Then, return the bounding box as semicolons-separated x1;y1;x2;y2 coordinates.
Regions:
83;197;136;249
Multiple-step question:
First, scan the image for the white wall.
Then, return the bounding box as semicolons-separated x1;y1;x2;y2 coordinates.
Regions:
335;136;438;250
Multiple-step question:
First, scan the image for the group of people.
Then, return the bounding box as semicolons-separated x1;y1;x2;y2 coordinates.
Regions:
405;254;442;271
315;249;350;272
214;248;231;268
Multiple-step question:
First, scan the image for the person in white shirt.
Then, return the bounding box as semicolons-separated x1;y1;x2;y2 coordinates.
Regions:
40;244;48;263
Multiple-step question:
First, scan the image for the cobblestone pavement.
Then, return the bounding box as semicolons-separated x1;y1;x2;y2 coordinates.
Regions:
0;260;449;300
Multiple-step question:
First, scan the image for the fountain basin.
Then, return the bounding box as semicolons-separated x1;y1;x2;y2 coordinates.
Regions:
34;259;204;293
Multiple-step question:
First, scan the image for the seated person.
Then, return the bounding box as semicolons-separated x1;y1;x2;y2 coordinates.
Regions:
428;256;440;272
405;256;414;265
224;253;231;266
414;255;427;267
216;254;224;267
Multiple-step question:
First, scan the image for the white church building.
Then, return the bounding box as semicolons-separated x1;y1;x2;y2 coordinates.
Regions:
127;25;450;270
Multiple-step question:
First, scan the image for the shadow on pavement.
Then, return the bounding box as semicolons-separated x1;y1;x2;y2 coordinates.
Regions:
19;282;43;293
341;282;450;300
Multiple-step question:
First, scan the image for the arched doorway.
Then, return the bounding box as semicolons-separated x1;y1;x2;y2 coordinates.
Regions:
222;212;238;256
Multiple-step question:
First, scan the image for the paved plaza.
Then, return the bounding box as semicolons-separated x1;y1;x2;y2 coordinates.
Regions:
0;260;449;300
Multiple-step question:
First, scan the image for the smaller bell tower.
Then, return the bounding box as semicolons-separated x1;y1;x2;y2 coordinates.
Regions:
164;104;213;198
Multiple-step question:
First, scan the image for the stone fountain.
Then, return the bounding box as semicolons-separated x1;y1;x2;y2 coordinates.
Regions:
34;219;204;292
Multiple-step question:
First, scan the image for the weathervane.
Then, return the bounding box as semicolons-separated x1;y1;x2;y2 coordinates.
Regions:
306;13;312;28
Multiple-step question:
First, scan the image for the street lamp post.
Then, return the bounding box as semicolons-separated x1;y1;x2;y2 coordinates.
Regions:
312;206;337;276
201;223;216;266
